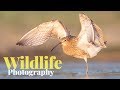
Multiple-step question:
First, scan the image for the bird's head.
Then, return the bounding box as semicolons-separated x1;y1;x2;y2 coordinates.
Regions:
51;36;71;52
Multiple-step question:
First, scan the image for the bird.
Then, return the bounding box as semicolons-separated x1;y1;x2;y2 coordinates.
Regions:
16;13;107;75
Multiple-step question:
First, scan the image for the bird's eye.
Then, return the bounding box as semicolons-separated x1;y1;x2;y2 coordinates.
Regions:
64;40;67;41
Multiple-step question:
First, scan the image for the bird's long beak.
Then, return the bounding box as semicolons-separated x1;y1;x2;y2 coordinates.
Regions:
51;42;62;52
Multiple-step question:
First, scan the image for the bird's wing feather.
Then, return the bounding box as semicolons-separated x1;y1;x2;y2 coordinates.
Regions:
78;13;95;44
92;23;106;48
77;13;106;48
16;20;69;46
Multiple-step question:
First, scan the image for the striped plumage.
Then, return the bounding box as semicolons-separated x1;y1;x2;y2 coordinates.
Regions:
16;13;107;75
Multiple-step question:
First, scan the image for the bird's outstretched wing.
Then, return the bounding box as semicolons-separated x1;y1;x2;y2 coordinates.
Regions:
77;13;106;48
16;20;69;46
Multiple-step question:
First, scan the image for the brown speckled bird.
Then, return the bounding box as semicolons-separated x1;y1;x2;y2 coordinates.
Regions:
16;13;107;75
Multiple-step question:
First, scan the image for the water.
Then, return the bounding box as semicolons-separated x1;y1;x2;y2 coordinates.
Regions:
0;60;120;79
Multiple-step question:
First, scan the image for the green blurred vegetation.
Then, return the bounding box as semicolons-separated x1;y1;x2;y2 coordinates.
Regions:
0;11;120;61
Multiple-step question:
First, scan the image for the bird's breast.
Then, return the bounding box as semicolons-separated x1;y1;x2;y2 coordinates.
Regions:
62;44;90;59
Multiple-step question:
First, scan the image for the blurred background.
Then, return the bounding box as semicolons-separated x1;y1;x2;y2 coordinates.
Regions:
0;11;120;62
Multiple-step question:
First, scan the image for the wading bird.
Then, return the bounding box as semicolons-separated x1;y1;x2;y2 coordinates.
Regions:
16;13;107;75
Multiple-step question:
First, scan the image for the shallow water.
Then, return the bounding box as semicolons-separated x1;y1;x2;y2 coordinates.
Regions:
0;60;120;79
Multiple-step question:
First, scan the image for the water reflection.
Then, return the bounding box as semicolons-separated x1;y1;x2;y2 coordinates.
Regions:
0;61;120;79
84;73;89;79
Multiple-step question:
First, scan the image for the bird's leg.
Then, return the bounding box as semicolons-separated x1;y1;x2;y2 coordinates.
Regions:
84;57;89;75
86;63;88;75
84;57;89;79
